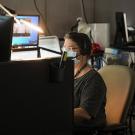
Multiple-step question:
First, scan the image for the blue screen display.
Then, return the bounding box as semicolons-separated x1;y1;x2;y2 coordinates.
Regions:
12;15;39;47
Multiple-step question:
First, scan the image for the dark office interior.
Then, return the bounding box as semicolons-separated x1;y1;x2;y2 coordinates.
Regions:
0;0;135;135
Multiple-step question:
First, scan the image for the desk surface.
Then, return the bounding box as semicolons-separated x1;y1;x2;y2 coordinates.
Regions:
117;46;135;52
11;49;61;61
11;36;61;60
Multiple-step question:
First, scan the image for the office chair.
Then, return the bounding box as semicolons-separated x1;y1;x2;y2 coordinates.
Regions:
73;65;135;135
97;65;135;135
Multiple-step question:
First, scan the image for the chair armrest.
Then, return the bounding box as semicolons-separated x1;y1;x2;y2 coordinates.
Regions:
98;123;128;132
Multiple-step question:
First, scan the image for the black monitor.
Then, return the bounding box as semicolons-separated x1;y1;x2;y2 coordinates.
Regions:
114;12;129;47
0;58;73;134
0;15;14;61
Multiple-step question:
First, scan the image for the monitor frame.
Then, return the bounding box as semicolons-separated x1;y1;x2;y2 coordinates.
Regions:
114;12;129;47
0;58;73;134
12;14;40;50
0;15;14;61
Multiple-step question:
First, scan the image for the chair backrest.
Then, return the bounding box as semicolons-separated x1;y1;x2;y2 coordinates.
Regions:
98;65;135;125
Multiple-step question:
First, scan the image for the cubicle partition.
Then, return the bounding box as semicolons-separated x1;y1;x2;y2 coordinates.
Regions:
0;58;74;135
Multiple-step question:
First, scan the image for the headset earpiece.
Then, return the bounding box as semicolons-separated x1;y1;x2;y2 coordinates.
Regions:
81;40;91;55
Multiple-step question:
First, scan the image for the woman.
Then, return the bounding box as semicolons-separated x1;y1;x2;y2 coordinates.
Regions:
63;32;106;128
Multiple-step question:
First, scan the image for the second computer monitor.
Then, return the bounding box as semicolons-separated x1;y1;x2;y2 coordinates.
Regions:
12;15;39;50
114;12;129;47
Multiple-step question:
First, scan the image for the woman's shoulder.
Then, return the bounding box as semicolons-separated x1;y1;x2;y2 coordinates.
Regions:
86;69;106;87
75;68;104;84
85;69;99;78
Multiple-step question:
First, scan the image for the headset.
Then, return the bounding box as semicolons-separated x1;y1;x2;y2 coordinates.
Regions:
80;36;91;55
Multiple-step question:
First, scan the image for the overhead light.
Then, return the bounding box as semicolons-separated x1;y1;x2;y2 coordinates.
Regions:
0;3;43;33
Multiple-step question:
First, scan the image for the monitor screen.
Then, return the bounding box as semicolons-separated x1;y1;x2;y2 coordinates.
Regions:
39;36;62;58
12;15;39;48
0;15;14;61
114;12;129;47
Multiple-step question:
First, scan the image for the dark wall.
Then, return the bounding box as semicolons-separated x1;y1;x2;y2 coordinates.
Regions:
0;0;41;14
46;0;94;37
94;0;135;43
0;0;94;38
1;0;134;40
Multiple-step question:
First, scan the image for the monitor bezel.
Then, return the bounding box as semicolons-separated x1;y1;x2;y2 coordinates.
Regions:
114;12;129;47
0;15;14;61
12;14;40;49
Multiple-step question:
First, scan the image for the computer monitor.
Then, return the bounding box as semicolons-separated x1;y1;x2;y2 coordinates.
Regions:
114;12;129;47
0;15;14;61
0;58;73;134
39;36;62;58
12;15;39;50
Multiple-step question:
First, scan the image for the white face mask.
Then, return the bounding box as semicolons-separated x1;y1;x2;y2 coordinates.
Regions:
62;47;77;58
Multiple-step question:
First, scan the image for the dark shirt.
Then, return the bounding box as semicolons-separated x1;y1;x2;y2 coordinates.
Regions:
74;69;106;127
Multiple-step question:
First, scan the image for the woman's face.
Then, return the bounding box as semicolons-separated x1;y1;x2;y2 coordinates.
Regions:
63;38;80;55
63;38;88;66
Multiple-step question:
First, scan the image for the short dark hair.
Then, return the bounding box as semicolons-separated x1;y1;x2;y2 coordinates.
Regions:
64;32;91;56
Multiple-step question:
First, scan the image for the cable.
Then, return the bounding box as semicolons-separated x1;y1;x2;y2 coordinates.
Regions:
0;8;6;15
89;30;95;43
33;0;50;35
80;0;88;23
129;52;134;63
93;0;96;22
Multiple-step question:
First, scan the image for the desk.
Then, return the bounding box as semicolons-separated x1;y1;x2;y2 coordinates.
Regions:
11;50;39;60
11;48;61;61
11;36;61;61
118;46;135;52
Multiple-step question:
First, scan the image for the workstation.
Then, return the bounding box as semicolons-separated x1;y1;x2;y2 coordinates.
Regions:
0;0;135;135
